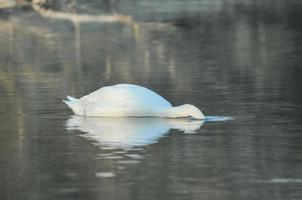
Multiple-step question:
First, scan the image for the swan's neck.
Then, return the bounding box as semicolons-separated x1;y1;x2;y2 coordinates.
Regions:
162;104;204;119
163;106;189;118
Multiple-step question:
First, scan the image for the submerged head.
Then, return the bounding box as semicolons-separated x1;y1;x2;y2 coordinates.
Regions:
169;104;205;120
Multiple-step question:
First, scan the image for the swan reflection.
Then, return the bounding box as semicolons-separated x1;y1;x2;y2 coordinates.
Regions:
65;116;204;149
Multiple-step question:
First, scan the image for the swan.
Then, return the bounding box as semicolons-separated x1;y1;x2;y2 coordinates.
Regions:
63;84;204;119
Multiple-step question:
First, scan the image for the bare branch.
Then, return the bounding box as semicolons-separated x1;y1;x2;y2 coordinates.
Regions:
32;3;134;25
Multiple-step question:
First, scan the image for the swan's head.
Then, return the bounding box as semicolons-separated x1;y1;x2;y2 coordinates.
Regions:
170;104;205;120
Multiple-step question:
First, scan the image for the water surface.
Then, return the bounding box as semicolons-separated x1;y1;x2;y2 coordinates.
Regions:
1;0;302;200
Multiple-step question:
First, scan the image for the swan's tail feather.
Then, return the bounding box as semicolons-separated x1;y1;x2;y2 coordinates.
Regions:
63;95;78;107
67;95;78;102
63;99;73;107
63;95;82;115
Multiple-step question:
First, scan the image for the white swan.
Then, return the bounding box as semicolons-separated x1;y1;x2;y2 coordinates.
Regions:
63;84;204;119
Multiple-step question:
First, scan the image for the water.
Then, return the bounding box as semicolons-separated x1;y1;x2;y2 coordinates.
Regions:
1;0;302;199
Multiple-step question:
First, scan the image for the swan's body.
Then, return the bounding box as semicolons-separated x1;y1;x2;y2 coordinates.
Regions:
63;84;204;119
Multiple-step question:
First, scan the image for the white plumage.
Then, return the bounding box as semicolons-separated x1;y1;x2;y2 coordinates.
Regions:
63;84;204;119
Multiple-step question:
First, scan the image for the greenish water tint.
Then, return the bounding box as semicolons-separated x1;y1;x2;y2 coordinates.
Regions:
1;0;302;200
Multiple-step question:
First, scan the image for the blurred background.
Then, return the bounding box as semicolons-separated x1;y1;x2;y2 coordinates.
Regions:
1;0;302;200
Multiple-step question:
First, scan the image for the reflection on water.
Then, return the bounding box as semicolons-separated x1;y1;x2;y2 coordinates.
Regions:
66;116;203;149
65;116;204;166
1;0;302;200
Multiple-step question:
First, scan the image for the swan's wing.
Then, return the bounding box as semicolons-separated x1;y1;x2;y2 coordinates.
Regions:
77;84;172;116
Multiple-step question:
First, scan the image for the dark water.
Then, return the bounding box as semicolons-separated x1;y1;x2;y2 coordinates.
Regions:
1;0;302;199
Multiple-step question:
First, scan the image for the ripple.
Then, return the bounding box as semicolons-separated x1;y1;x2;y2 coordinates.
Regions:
95;172;116;178
125;154;144;159
103;156;124;159
270;178;302;183
117;160;141;164
204;116;234;122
